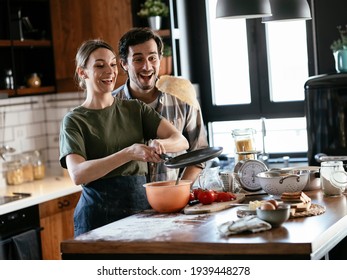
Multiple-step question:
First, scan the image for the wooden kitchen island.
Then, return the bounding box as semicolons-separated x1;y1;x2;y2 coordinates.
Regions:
61;190;347;260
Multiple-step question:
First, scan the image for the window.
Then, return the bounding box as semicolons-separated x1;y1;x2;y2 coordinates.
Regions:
204;0;313;159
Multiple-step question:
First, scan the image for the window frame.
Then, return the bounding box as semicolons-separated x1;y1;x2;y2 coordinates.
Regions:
203;18;315;123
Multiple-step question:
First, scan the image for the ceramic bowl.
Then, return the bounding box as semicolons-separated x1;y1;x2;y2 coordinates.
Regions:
256;169;309;196
256;204;291;227
143;180;192;213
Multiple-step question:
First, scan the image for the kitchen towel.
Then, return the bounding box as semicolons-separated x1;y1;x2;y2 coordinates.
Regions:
218;215;272;236
10;229;41;260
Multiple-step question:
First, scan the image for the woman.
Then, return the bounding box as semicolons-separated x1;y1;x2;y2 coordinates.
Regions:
59;39;188;236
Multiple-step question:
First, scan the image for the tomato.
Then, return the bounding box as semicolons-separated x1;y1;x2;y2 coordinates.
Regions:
215;192;231;202
215;191;237;202
193;188;203;200
227;191;237;200
189;192;195;201
197;189;216;205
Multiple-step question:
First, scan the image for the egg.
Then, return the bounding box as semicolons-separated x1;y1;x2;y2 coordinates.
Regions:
267;199;279;209
260;202;276;210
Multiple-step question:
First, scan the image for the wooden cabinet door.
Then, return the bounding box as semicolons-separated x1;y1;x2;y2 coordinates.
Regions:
50;0;132;92
39;191;81;260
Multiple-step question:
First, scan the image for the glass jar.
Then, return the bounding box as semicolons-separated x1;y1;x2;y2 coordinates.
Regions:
231;128;256;162
21;150;45;180
21;153;34;182
5;160;24;185
320;161;346;196
32;150;45;180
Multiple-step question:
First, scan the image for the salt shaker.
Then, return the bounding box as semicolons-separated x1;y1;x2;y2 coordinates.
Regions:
4;69;14;89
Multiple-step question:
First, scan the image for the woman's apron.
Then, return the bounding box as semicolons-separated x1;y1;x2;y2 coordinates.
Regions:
73;175;150;236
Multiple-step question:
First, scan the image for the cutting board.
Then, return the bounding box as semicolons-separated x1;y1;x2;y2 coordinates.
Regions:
184;193;246;214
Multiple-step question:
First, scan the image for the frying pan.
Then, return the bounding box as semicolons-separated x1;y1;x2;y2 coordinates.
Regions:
161;147;223;169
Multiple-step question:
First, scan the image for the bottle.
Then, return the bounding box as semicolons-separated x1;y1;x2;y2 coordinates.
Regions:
27;73;41;88
4;69;14;89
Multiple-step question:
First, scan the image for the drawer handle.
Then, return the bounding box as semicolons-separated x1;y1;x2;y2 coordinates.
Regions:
58;199;71;209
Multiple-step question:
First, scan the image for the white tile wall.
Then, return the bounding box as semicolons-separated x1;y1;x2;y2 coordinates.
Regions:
0;92;85;179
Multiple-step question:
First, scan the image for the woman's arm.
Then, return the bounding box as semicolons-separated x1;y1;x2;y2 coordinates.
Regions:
151;118;189;154
66;143;162;185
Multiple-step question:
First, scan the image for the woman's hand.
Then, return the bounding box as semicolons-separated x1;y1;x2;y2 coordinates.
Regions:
126;143;163;163
148;139;166;155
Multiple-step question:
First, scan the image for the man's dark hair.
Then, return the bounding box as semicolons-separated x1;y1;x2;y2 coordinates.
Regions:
118;27;164;63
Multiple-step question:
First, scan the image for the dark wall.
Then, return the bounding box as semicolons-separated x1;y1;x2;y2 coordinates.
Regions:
314;0;347;74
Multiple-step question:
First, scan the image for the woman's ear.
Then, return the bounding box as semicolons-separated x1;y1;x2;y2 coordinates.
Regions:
120;60;128;72
77;67;87;79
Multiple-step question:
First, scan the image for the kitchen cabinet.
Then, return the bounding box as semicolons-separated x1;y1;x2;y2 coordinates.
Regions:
39;191;81;260
50;0;133;93
0;0;56;97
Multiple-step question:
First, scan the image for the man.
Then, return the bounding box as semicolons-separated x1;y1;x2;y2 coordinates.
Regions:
113;27;208;184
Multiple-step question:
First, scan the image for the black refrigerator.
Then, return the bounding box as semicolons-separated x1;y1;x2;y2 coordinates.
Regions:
305;73;347;165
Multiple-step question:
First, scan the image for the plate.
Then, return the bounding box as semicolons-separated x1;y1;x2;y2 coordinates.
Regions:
236;205;256;218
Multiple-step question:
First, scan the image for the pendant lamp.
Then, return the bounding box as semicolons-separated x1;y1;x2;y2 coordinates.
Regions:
216;0;272;19
262;0;311;23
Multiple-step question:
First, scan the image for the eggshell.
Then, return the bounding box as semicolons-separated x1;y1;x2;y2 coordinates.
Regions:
260;202;276;210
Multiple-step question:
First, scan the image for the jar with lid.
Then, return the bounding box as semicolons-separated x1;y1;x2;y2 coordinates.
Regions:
231;128;256;162
5;160;24;185
20;152;35;182
22;150;45;180
27;73;41;88
32;150;45;180
320;161;346;196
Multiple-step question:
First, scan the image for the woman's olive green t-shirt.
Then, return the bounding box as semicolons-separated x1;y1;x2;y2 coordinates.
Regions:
59;98;162;178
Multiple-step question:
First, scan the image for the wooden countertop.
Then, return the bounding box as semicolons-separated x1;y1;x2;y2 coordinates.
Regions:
0;174;82;215
61;190;347;260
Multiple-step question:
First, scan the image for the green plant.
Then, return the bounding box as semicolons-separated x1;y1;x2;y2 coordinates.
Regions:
163;45;172;57
330;25;347;52
137;0;169;18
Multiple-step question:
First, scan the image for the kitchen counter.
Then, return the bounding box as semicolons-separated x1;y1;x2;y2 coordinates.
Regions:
0;174;82;215
61;190;347;260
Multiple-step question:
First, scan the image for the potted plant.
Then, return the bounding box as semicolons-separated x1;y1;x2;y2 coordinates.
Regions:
330;25;347;52
159;45;172;76
137;0;169;30
330;25;347;73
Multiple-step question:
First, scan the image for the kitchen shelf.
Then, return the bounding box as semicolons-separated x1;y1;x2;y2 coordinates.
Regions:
16;86;55;95
0;86;55;97
0;0;56;97
0;40;51;47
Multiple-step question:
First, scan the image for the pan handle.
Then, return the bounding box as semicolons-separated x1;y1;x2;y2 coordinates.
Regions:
315;153;347;163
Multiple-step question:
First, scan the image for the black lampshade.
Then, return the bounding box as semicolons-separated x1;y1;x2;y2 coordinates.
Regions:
216;0;272;19
262;0;311;23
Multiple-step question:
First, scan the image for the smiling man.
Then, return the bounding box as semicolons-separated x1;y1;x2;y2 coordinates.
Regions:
113;27;208;184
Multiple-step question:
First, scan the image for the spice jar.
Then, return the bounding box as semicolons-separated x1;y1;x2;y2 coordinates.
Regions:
5;160;24;185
